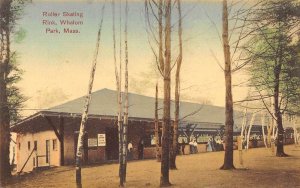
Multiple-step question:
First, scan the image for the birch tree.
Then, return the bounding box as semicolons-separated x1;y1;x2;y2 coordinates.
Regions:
246;112;256;149
261;112;267;148
240;107;248;142
111;0;124;183
75;4;105;187
112;0;129;186
120;0;129;186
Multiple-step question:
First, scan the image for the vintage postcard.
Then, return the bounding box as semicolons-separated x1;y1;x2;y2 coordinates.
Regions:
1;0;300;187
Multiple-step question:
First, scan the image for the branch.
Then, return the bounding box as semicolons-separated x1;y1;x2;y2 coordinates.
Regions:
179;105;203;121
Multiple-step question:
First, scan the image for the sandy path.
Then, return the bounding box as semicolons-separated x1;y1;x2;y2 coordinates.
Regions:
6;145;300;188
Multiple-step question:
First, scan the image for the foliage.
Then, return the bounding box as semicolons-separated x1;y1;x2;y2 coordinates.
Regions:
243;0;300;156
5;0;30;124
6;52;27;123
245;0;300;114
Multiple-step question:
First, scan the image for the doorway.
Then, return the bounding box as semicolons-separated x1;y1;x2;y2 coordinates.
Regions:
46;140;50;165
105;127;119;160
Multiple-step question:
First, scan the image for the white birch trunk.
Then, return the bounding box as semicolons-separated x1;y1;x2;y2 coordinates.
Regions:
120;0;129;185
112;0;124;181
246;113;256;150
241;108;248;138
75;4;105;186
261;112;267;148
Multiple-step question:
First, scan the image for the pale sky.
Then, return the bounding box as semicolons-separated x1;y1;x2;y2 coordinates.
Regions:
13;0;249;117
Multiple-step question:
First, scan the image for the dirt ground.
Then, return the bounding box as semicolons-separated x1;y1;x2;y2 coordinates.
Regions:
5;145;300;188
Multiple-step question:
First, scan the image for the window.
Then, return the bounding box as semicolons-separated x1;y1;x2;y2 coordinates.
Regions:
34;141;37;150
150;135;156;145
53;139;57;151
28;141;31;151
18;143;21;150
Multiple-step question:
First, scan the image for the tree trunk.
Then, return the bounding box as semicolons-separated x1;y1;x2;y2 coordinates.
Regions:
158;0;164;73
220;0;235;170
170;0;182;170
112;0;124;181
75;4;104;187
246;113;256;150
293;118;298;145
118;0;123;181
0;1;12;185
274;49;287;157
261;113;267;148
275;112;285;156
155;83;161;161
160;0;172;186
267;115;273;147
271;97;276;139
240;108;247;137
274;93;286;156
75;45;99;187
120;1;129;185
117;45;123;185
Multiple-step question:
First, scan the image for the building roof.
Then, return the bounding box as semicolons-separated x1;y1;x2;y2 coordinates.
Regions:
12;88;297;133
45;88;243;125
11;88;265;132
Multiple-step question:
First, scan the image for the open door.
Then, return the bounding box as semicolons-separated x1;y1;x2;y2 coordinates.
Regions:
105;127;119;160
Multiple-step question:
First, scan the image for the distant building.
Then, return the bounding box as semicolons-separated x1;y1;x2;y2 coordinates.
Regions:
11;88;294;173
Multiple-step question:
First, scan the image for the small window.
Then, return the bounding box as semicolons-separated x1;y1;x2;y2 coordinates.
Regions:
28;141;31;151
33;157;36;167
53;139;57;151
34;141;37;150
150;135;156;145
19;143;21;150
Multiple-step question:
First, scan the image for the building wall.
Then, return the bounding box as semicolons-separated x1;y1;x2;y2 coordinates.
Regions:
16;130;60;173
64;129;77;165
63;118;108;165
62;118;155;165
16;119;296;173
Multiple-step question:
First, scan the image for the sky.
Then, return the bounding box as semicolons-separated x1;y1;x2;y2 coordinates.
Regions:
13;0;249;117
